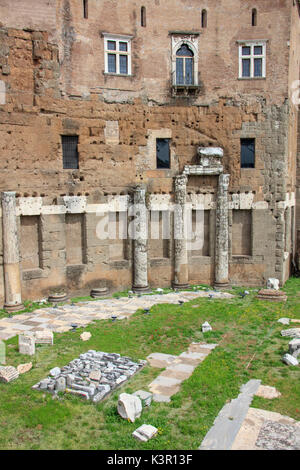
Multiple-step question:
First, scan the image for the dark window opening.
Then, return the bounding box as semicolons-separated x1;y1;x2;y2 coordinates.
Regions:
252;8;257;26
83;0;88;19
156;138;170;169
62;135;79;169
241;138;255;168
141;6;146;27
201;9;207;28
176;44;194;85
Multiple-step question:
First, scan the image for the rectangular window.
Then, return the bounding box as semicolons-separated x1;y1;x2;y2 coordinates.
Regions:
239;42;266;78
62;135;79;169
241;138;255;168
156;138;170;169
104;34;132;75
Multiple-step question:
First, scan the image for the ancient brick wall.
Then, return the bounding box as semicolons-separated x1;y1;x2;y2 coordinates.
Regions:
0;0;298;302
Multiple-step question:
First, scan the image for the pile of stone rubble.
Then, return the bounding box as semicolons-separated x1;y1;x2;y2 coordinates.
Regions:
278;318;300;366
32;350;147;402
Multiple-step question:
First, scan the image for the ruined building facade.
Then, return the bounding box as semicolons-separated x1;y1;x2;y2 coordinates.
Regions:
0;0;299;308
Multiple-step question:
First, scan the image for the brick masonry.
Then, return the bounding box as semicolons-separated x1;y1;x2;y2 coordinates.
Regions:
0;1;299;302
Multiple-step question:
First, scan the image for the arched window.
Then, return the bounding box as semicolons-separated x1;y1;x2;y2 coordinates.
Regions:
141;6;146;27
201;9;207;28
83;0;88;19
252;8;257;26
176;44;194;85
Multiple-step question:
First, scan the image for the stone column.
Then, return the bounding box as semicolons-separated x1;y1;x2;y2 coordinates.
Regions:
1;192;24;312
172;174;189;289
214;174;230;288
132;186;150;293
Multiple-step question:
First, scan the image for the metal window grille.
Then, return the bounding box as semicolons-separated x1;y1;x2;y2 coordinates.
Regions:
241;138;255;168
62;135;79;169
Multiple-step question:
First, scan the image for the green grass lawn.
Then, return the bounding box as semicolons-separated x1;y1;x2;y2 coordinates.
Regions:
0;278;299;450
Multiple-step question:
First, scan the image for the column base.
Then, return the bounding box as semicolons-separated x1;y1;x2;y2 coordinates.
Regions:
172;281;190;290
132;285;152;294
3;303;24;313
213;281;230;290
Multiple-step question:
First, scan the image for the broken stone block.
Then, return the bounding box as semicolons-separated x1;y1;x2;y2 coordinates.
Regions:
80;332;91;342
282;354;299;366
19;335;35;355
132;424;158;442
50;367;61;377
277;318;290;325
65;388;89;399
202;321;212;332
255;385;281;399
133;390;153;407
267;278;280;290
288;338;300;355
34;330;53;345
117;393;142;423
281;328;300;338
92;385;111;402
0;366;19;383
55;376;66;392
89;369;101;382
17;362;32;374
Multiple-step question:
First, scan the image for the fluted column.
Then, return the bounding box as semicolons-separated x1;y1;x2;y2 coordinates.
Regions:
132;186;150;293
2;192;24;312
173;174;189;289
214;174;230;288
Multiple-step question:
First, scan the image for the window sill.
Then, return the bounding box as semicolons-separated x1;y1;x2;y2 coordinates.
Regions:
238;77;266;80
103;72;133;78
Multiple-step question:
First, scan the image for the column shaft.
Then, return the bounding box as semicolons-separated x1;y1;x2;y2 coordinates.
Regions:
214;174;230;288
2;192;24;311
132;187;150;293
173;175;189;289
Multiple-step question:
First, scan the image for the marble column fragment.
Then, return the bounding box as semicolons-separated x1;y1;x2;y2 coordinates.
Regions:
2;192;24;312
132;186;150;293
173;175;189;289
214;174;230;288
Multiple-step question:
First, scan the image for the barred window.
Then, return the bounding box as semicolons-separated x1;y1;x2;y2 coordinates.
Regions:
241;138;255;168
62;135;79;169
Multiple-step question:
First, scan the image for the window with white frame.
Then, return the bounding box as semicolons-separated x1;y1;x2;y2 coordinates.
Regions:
103;34;132;75
238;41;266;78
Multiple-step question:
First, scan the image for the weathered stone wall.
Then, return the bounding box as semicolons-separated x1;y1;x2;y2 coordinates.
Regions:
0;0;298;302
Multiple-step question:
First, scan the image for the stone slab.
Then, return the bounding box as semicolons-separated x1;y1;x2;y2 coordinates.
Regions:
160;362;195;380
178;351;207;365
148;375;182;397
133;424;158;442
199;379;261;450
255;385;281;399
146;353;178;368
231;407;300;450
